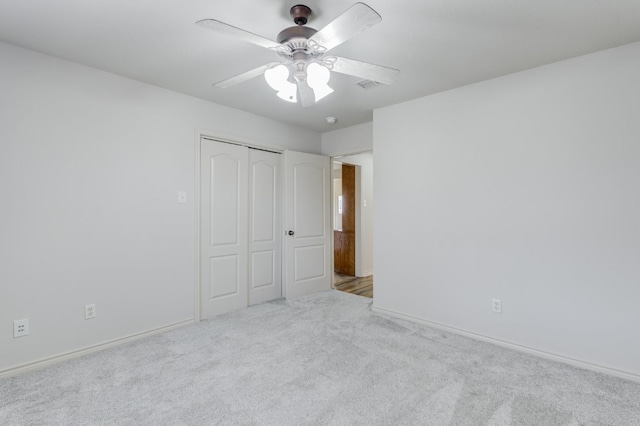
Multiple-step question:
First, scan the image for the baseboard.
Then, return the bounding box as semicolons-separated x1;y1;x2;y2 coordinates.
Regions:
371;306;640;384
359;270;373;277
0;318;194;379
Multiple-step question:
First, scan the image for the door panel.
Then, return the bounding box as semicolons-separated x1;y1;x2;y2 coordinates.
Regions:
200;140;248;318
294;164;325;237
334;230;355;275
251;250;275;288
334;164;356;275
210;154;242;245
209;255;239;298
294;245;325;281
285;151;331;299
341;164;356;233
249;150;282;305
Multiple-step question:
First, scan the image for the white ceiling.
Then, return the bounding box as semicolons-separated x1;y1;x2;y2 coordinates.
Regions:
1;0;640;133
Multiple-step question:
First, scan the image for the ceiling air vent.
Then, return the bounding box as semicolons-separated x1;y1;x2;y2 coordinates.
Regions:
357;79;384;90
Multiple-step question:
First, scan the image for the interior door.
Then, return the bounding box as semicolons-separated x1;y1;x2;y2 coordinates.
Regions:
284;150;331;299
334;164;356;275
200;140;248;318
249;149;282;305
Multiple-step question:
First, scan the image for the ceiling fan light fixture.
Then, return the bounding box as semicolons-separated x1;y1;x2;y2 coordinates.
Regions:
306;62;334;102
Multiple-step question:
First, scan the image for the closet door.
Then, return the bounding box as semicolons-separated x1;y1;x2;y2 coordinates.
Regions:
200;140;248;319
249;150;282;305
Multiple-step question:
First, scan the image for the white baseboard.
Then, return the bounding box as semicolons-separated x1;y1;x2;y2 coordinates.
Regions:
0;318;194;379
359;270;373;277
371;306;640;384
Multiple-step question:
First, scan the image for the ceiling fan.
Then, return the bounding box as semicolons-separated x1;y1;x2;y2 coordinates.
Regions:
196;2;400;107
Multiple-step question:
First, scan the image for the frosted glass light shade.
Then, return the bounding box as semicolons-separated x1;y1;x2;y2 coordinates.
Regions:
264;65;297;103
265;65;288;89
276;82;297;103
306;62;334;102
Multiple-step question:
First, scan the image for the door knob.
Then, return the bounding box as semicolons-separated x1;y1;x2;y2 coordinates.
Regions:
287;230;295;236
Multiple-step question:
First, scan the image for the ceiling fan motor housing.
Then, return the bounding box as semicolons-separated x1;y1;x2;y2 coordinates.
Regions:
277;26;317;45
276;25;320;63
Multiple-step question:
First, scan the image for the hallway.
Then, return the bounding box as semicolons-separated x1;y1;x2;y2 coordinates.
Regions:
334;273;373;298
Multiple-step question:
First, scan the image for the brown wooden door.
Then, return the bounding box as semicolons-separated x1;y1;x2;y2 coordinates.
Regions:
334;164;356;275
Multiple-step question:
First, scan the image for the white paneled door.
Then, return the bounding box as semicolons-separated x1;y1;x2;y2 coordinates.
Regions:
249;149;282;305
200;141;249;318
284;150;332;299
200;140;329;317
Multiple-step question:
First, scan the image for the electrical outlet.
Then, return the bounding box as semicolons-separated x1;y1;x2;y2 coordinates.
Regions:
13;319;29;337
492;298;502;313
85;304;96;319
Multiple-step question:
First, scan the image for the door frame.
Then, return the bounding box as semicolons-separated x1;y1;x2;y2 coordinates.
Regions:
330;150;372;283
193;130;285;322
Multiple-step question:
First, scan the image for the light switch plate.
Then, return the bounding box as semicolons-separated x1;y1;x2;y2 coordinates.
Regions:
178;191;187;203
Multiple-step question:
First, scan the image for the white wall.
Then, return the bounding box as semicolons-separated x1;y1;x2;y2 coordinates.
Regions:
0;42;320;374
321;122;372;156
340;153;374;277
373;41;640;379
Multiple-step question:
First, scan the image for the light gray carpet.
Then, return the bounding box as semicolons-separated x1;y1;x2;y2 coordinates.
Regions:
1;290;639;425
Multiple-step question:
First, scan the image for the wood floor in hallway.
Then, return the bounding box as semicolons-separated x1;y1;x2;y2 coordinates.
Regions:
334;273;373;298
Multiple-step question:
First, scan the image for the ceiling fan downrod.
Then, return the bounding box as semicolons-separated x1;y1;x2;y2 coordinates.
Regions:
277;4;317;45
290;5;312;25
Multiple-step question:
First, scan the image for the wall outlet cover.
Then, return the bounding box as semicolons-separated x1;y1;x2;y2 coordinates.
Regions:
13;318;29;337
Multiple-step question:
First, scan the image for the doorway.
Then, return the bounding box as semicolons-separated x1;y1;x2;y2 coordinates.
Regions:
331;152;374;298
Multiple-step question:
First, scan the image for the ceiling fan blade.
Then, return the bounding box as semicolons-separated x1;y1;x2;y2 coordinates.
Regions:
213;63;276;88
309;3;381;52
296;80;315;107
197;19;283;51
331;56;400;85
